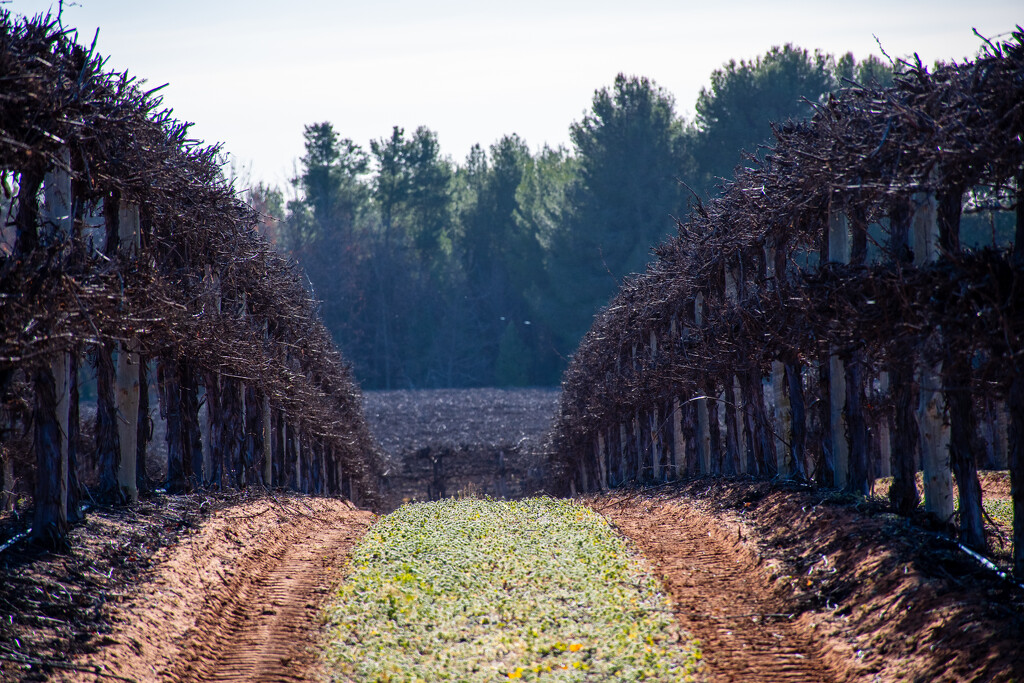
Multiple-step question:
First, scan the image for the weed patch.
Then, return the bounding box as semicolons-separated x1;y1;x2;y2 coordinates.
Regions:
323;497;702;681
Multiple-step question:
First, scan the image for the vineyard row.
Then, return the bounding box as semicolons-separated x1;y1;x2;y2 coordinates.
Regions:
550;29;1024;576
0;12;383;548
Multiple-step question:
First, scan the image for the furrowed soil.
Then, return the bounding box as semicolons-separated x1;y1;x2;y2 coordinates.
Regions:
593;480;1024;683
0;493;374;682
3;475;1021;681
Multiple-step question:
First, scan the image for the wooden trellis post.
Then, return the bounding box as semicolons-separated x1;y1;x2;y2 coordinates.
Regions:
766;245;792;478
349;471;360;508
669;314;685;477
295;423;305;492
263;395;273;486
694;294;712;475
648;330;664;481
827;203;850;489
912;184;954;522
785;362;807;480
201;382;212;482
605;427;617;486
579;445;589;493
886;196;920;513
36;154;73;538
272;408;285;486
1;402;13;511
876;372;892;478
261;319;272;486
723;265;747;475
990;400;1009;469
312;438;324;494
632;410;642;480
771;367;791;477
333;446;343;496
114;201;141;502
244;383;261;485
618;422;628;481
1011;167;1024;578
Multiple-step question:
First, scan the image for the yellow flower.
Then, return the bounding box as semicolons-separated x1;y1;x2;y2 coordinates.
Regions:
569;643;583;652
508;667;524;679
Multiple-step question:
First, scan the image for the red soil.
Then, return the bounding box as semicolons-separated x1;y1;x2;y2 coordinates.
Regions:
594;481;1023;683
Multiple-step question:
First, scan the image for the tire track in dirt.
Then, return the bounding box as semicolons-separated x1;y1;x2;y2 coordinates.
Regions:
64;496;374;683
166;521;366;682
593;493;832;683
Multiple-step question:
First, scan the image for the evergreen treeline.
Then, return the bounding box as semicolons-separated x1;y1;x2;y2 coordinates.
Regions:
257;45;896;389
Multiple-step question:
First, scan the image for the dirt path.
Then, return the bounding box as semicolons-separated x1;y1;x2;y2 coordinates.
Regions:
593;493;833;683
62;495;374;683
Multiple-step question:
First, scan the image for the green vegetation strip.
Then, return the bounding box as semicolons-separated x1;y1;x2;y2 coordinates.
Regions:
323;497;703;681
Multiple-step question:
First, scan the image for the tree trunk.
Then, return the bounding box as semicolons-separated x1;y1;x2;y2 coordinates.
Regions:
816;359;835;487
341;468;352;502
115;342;140;502
746;369;776;478
273;408;285;487
244;384;262;486
707;392;722;476
162;358;187;494
67;352;83;522
262;394;272;487
745;376;761;475
889;354;920;515
326;445;337;495
221;376;244;488
786;361;807;481
1;449;12;512
136;356;151;495
297;425;308;492
732;376;749;475
1;368;12;511
681;398;697;476
648;407;661;481
634;411;646;481
829;353;849;488
937;184;964;254
95;344;121;502
32;364;67;548
693;296;711;476
307;438;318;494
1012;167;1024;577
724;385;740;477
182;363;203;488
845;353;870;495
616;423;626;483
313;440;325;493
113;201;142;502
947;362;985;551
285;420;298;490
877;372;893;478
918;359;954;524
13;169;43;256
1009;373;1024;578
597;432;608;490
205;372;223;488
299;430;311;493
772;361;791;477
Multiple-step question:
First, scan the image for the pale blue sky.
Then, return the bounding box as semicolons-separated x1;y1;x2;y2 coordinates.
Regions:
4;0;1021;188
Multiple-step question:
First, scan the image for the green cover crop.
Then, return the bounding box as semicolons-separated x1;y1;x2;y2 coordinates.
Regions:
323;497;703;681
